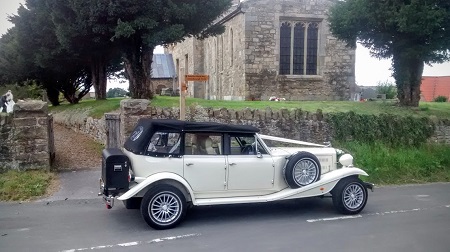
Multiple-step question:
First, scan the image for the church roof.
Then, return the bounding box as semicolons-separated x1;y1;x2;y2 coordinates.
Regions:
151;54;176;79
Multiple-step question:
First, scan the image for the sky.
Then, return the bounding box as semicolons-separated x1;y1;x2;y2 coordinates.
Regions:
1;0;449;90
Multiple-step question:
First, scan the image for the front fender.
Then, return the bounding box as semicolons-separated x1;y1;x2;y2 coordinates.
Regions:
117;172;195;203
337;166;369;177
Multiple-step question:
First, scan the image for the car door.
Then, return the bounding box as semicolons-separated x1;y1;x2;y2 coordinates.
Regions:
226;134;275;190
183;133;226;192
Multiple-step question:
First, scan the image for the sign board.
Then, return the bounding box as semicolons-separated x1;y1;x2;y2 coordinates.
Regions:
185;74;209;81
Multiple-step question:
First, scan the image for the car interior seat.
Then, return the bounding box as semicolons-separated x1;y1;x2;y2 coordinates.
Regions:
204;137;217;155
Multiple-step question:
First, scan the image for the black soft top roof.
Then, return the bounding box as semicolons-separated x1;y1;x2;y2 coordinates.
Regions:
124;119;259;154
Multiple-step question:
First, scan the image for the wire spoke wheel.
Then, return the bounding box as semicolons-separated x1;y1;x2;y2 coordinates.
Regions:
284;152;321;188
343;184;364;210
293;158;318;186
141;185;186;230
332;177;368;215
149;192;181;223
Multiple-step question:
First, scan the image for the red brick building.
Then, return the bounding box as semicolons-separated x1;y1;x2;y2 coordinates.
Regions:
420;76;450;102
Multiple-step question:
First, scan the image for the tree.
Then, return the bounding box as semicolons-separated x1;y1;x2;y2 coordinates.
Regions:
49;0;123;100
107;87;128;98
329;0;450;107
110;0;233;99
376;81;397;99
4;0;93;105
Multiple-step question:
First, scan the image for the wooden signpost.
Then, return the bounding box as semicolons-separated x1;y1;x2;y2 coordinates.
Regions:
185;74;209;81
179;72;209;120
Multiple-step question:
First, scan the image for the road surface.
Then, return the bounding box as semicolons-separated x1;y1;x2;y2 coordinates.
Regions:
0;171;449;252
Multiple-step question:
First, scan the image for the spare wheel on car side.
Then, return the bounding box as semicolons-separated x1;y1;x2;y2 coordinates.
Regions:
284;152;321;188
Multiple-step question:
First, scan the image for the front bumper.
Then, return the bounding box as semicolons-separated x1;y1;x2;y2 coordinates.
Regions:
364;182;375;192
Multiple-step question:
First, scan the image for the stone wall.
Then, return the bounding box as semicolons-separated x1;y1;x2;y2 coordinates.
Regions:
153;79;175;95
166;37;208;98
202;12;246;100
117;100;450;146
429;120;450;144
53;100;450;149
52;109;106;144
116;101;322;146
243;0;355;101
0;114;13;167
0;101;54;171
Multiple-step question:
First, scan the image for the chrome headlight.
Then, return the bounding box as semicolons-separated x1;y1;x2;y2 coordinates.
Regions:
339;154;354;167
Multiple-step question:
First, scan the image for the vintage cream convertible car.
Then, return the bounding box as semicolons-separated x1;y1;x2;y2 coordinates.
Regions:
100;119;373;229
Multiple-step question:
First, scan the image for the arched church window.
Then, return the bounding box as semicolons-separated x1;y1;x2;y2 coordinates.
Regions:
230;28;234;66
279;20;320;75
306;22;319;75
279;22;291;75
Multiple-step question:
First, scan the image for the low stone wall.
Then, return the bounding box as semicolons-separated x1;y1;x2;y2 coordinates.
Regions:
53;99;450;148
0;101;54;171
429;120;450;144
52;109;106;144
118;100;450;146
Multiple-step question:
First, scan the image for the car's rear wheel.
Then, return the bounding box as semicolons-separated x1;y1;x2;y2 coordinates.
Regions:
140;185;187;230
284;152;321;188
332;177;368;214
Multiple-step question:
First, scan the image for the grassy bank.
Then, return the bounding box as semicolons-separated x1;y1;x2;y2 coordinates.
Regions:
0;170;55;201
336;141;450;185
49;96;450;119
49;98;122;118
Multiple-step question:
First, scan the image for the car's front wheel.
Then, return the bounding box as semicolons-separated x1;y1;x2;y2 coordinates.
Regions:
332;177;368;214
140;185;187;229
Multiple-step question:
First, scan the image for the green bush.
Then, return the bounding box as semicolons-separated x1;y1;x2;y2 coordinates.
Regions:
0;81;44;101
376;81;397;99
327;112;435;147
434;96;448;102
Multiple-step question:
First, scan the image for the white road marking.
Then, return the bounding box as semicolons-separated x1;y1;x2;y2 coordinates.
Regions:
307;215;362;223
367;208;421;216
59;233;201;252
16;228;30;232
307;204;450;223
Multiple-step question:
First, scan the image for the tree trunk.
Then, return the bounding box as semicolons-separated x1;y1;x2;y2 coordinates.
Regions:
123;43;154;99
91;56;107;100
60;78;80;104
392;50;424;107
46;86;60;106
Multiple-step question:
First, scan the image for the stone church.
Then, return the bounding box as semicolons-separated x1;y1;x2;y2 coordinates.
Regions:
166;0;355;101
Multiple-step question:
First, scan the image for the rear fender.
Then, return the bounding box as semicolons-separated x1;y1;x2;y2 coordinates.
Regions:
117;172;195;203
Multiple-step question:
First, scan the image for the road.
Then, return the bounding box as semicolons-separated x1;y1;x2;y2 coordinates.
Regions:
0;173;449;252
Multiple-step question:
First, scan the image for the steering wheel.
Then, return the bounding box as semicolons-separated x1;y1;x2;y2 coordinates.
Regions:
241;144;255;154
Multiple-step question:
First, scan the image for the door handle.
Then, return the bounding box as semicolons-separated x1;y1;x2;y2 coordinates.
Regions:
229;163;236;166
185;163;194;166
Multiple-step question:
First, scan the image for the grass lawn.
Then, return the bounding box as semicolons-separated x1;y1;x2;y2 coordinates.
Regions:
49;97;122;118
49;96;450;119
0;170;55;201
336;141;450;185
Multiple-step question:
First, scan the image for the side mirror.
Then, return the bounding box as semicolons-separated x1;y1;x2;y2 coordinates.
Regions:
256;152;262;158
